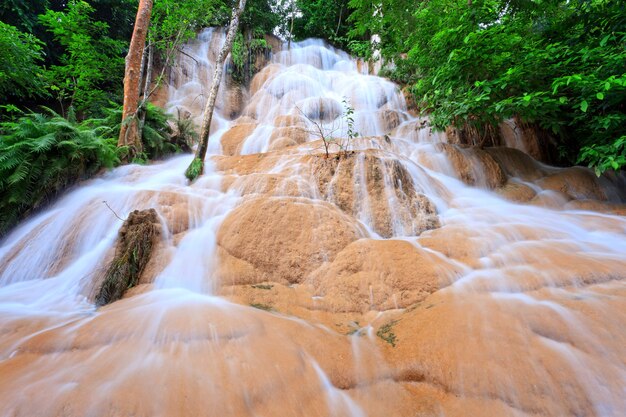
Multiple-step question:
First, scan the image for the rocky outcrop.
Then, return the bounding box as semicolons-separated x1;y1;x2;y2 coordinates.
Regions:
220;123;258;155
495;181;538;203
309;151;440;238
216;196;367;285
537;167;608;201
435;143;506;189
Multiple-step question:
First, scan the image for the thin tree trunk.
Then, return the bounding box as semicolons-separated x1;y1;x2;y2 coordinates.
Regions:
138;44;147;97
118;0;153;155
186;0;247;180
139;42;154;136
288;0;295;50
335;5;343;37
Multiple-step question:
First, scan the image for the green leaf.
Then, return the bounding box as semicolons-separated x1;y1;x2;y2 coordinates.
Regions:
580;101;588;112
600;34;610;47
596;92;604;100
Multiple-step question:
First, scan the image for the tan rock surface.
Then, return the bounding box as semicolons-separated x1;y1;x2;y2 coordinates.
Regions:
436;143;507;189
538;166;608;201
309;239;462;312
496;181;538;203
220;123;258;155
216;196;367;285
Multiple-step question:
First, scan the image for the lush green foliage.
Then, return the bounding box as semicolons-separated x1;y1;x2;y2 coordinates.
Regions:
39;1;126;115
150;0;230;52
185;157;204;181
346;0;626;173
291;0;355;49
89;103;192;162
0;108;118;234
0;22;46;100
231;32;270;83
0;103;189;234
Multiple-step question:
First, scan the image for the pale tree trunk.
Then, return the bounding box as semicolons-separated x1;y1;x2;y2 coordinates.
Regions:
186;0;247;180
139;42;154;134
118;0;153;155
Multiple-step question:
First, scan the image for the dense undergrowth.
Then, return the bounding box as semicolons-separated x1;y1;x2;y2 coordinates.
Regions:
0;104;193;236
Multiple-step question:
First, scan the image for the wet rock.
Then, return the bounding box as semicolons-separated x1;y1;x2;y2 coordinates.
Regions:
376;109;404;132
537;167;607;201
387;279;626;417
309;150;440;238
310;239;461;313
216;196;367;285
298;97;343;122
221;123;258;155
250;63;282;95
499;117;554;162
496;181;537;203
273;114;306;127
436;143;507;189
484;146;550;181
564;199;626;215
268;126;309;151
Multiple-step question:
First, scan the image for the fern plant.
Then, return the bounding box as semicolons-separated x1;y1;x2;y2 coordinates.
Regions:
0;108;118;235
87;102;191;162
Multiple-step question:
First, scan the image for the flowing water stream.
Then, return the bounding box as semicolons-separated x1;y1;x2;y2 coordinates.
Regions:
0;29;625;417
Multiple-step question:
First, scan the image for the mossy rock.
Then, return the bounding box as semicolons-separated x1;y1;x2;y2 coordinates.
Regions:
95;209;160;306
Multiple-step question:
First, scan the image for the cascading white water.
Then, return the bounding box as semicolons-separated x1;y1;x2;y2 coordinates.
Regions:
0;29;625;417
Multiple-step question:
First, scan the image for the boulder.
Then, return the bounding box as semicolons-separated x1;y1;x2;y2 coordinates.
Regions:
436;143;506;189
216;196;367;285
537;167;607;201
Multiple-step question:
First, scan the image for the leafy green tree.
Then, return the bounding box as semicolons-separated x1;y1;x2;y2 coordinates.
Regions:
0;0;49;33
0;22;46;101
291;0;355;49
39;0;126;116
347;0;626;173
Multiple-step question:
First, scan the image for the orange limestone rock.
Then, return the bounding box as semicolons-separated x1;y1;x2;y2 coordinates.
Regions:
309;239;462;313
216;196;367;285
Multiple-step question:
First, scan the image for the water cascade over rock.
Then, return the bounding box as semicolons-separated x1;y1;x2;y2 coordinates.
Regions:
1;28;625;417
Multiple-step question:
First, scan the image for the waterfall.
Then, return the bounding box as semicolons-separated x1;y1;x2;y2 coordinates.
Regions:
0;29;625;417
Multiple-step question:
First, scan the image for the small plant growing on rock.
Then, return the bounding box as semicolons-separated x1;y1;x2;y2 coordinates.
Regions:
295;97;359;158
185;157;203;181
251;284;273;290
296;105;340;158
250;303;273;311
336;98;359;157
376;320;398;347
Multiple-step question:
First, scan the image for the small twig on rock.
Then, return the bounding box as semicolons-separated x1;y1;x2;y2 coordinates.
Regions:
102;201;127;221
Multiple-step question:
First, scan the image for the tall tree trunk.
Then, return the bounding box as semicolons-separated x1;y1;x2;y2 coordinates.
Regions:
118;0;153;155
185;0;247;181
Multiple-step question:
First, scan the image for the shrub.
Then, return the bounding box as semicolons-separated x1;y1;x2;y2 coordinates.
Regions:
0;108;118;235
